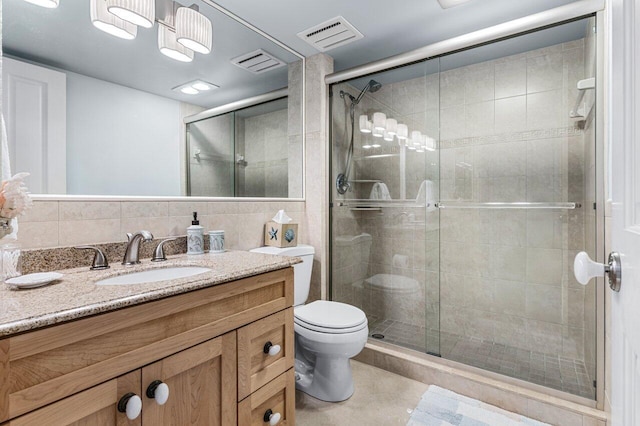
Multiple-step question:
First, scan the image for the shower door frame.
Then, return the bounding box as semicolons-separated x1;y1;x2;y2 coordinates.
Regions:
326;0;607;409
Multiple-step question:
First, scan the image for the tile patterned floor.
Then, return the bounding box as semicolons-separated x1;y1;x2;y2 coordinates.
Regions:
368;318;595;399
296;360;429;425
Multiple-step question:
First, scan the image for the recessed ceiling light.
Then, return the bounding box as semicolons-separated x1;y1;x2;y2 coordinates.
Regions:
173;80;219;95
23;0;59;8
437;0;473;9
191;82;212;91
180;87;199;95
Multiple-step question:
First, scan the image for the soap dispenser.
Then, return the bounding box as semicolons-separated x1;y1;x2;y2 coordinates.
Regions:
187;212;204;255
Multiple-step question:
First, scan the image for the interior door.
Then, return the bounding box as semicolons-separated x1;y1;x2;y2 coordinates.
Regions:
2;57;66;193
609;0;640;424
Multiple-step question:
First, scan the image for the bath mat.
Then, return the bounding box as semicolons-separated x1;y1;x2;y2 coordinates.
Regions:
407;385;550;426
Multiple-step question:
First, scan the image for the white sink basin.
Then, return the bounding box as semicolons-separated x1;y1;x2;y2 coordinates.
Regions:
96;266;212;286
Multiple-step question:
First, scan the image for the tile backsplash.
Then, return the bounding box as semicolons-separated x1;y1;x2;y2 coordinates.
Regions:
19;200;305;251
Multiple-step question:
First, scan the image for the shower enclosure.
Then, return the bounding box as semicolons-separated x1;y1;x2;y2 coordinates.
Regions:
330;17;599;400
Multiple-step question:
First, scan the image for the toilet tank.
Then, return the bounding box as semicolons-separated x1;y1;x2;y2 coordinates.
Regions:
249;244;315;306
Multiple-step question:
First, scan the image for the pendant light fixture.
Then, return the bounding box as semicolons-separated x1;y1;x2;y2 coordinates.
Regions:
107;0;155;28
175;6;213;54
91;0;137;40
23;0;59;8
158;24;194;62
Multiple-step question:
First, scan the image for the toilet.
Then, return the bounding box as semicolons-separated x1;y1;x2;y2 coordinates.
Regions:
249;244;368;402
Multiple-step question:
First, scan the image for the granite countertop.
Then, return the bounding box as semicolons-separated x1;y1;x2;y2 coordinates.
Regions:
0;251;300;337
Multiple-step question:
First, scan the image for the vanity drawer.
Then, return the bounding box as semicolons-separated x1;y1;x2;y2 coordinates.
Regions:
0;267;294;422
238;369;295;426
237;308;294;400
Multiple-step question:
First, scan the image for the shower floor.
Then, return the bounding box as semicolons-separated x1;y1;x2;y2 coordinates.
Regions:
368;318;595;399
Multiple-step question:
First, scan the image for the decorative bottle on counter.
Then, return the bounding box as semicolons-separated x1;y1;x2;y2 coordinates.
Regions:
187;212;204;255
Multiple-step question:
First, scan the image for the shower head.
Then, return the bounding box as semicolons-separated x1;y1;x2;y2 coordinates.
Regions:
368;80;382;93
354;79;382;104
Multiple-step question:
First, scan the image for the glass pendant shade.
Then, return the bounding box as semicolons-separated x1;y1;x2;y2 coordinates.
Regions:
107;0;155;28
424;136;437;151
411;131;422;146
372;127;384;138
91;0;137;40
23;0;59;8
158;25;194;62
383;131;394;142
359;115;372;133
385;118;398;135
396;124;409;140
372;112;386;130
175;7;213;54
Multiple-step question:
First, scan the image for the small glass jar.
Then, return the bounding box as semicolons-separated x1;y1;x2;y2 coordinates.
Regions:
1;242;22;281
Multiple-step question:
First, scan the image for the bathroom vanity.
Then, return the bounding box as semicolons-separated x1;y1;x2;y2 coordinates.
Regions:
0;252;297;425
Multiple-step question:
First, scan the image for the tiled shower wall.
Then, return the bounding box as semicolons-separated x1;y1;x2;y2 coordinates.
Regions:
438;39;593;366
238;108;289;197
331;37;596;387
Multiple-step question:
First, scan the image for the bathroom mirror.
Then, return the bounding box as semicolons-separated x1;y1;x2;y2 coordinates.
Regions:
1;0;304;198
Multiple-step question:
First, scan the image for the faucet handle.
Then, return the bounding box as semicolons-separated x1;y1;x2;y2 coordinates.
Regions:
151;238;178;262
74;246;110;270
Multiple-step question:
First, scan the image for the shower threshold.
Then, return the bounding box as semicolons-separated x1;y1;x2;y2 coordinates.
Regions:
368;318;594;399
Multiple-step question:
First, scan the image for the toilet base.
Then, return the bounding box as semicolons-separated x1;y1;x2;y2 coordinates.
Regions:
294;356;355;402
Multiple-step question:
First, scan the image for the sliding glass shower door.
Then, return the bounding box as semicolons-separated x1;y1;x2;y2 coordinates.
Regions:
330;58;442;356
329;16;598;400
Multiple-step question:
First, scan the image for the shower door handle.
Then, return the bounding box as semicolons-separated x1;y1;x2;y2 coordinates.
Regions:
574;251;621;292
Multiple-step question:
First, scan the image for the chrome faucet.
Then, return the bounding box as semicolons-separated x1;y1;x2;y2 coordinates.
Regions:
122;230;154;265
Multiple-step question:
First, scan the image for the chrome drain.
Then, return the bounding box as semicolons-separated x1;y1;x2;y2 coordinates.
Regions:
371;333;385;339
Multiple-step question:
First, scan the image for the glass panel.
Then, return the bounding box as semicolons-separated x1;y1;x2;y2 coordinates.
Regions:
186;112;235;197
329;16;598;401
437;17;596;399
330;58;441;356
234;97;292;197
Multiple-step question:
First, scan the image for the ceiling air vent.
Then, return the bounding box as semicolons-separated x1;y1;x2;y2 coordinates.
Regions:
297;16;364;52
231;49;286;74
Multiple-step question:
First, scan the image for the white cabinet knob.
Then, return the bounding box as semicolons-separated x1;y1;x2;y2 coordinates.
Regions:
117;393;142;420
263;342;281;357
573;251;622;292
263;409;281;425
146;380;170;405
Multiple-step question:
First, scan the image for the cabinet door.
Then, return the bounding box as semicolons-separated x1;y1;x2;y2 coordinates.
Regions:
141;332;236;425
4;370;141;426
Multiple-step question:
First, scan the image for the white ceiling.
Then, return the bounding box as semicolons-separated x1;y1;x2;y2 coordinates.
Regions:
211;0;584;72
3;0;588;107
3;0;299;108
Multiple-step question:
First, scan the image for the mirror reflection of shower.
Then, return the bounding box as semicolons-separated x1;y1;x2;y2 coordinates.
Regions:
336;80;382;194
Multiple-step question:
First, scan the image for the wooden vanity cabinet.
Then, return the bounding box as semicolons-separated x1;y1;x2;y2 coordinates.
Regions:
0;267;296;425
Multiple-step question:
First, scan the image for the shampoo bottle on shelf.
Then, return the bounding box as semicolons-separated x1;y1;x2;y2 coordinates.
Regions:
187;212;204;255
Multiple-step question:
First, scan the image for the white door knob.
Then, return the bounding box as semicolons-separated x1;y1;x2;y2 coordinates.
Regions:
117;393;142;420
263;409;281;425
263;342;281;357
146;380;170;405
573;251;621;291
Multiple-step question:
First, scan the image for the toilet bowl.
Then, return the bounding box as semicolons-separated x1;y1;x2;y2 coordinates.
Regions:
249;244;368;402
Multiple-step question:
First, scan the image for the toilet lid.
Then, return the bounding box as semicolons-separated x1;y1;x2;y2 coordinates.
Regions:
294;316;368;334
294;301;367;329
